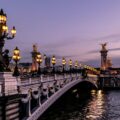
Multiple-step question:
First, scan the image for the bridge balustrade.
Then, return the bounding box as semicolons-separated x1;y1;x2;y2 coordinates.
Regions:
0;72;98;120
18;73;82;119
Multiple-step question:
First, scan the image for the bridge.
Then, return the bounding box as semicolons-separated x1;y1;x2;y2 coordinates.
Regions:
0;8;118;120
0;71;98;120
1;67;120;120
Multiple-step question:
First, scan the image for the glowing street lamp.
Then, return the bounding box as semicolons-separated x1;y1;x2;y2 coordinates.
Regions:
12;47;21;76
0;9;16;71
75;60;78;68
51;55;56;73
36;52;42;74
62;57;66;73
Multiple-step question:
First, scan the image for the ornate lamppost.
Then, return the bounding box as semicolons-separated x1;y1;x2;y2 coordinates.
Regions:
12;47;21;76
36;52;42;75
75;60;78;73
51;55;56;73
69;59;72;73
62;57;66;73
0;9;16;71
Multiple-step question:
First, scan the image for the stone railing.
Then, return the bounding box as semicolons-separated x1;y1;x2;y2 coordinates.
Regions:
18;73;82;120
17;73;81;94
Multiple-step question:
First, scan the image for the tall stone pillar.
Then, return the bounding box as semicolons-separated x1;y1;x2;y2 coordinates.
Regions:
0;72;18;96
31;44;38;72
100;43;108;70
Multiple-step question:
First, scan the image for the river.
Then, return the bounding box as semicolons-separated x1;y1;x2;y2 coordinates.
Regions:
39;89;120;120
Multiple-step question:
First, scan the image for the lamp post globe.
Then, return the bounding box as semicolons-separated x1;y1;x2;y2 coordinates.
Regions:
51;55;56;73
75;60;78;73
12;47;21;76
75;60;78;68
0;9;16;71
62;57;66;73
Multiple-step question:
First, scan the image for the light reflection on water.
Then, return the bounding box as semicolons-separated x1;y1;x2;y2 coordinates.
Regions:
85;90;105;120
40;90;120;120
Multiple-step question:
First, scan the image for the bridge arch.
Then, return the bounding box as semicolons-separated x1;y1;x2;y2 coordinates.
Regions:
76;80;98;90
27;77;98;120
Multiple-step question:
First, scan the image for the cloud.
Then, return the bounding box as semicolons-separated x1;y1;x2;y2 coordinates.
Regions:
86;50;99;54
109;48;120;51
86;47;120;54
43;37;78;49
85;56;120;67
93;33;120;41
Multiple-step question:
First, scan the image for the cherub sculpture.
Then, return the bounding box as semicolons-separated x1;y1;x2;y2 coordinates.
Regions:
0;49;11;71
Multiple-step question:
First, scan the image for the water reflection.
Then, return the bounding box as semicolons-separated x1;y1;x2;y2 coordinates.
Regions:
107;91;120;120
85;90;105;120
40;90;120;120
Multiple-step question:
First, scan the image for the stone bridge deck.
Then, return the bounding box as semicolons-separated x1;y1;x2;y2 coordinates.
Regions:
16;73;98;120
0;72;98;120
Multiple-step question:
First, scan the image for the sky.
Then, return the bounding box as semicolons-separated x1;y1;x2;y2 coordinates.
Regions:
1;0;120;67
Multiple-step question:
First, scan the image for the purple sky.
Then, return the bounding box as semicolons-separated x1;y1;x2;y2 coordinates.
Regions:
1;0;120;67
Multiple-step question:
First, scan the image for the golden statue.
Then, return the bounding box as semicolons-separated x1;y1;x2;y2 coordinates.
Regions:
101;42;107;50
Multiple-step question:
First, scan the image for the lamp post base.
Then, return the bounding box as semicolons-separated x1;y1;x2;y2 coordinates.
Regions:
13;65;19;77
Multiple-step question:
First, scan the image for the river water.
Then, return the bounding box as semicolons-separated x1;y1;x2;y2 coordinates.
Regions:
39;89;120;120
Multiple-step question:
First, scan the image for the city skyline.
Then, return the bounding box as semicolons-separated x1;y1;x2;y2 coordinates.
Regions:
1;0;120;67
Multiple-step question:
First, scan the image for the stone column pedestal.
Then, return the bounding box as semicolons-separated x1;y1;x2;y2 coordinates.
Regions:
0;72;18;96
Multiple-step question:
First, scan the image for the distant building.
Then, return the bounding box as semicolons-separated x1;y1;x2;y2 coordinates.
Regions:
9;62;32;73
45;56;51;68
19;62;32;72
